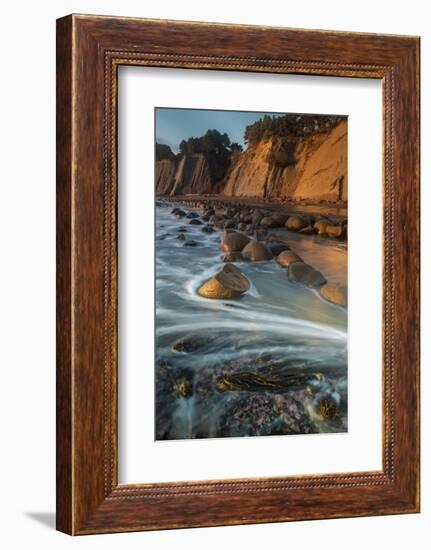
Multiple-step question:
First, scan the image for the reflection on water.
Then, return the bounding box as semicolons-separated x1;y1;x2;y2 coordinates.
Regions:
155;205;347;440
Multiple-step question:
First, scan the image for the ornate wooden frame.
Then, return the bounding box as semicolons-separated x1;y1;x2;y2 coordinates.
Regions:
56;14;420;534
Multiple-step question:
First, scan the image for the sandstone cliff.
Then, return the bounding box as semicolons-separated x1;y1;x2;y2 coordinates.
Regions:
221;119;347;201
170;154;214;195
155;158;177;195
155;119;347;201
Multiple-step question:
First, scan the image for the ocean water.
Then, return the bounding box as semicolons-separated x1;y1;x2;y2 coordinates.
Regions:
155;205;348;440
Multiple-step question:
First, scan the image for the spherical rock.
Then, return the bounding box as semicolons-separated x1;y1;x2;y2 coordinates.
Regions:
314;219;329;235
197;263;250;299
201;225;214;234
325;224;343;238
276;250;302;267
286;216;307;231
288;262;326;287
260;214;288;228
241;240;273;261
220;231;250;252
320;282;347;306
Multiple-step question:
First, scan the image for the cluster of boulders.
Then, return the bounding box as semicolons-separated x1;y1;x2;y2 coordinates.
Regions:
165;198;347;240
166;202;347;307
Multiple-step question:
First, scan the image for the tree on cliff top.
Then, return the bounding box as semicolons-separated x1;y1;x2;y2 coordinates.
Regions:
155;143;177;161
178;129;242;157
244;113;344;146
177;129;242;183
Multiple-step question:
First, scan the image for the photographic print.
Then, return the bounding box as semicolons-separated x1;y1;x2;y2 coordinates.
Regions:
155;107;348;441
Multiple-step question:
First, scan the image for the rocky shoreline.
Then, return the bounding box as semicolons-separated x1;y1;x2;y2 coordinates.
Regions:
157;196;347;307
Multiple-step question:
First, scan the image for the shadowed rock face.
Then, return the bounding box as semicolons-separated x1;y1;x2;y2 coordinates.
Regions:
220;231;250;252
198;263;250;299
288;262;327;287
155;158;177;195
242;241;273;261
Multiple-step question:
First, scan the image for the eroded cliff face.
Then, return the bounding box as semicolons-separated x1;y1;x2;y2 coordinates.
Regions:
222;119;347;201
155;120;347;201
155;159;177;195
291;119;347;201
170;154;213;196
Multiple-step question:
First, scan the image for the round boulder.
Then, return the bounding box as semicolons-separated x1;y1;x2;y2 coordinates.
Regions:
320;282;347;306
220;231;250;252
201;225;214;234
286;216;307;231
288;262;326;287
197;263;250;299
276;250;302;267
325;224;343;238
314;219;329;235
241;241;273;261
260;214;288;228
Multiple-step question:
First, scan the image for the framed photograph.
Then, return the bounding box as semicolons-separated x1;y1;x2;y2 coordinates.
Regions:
56;14;420;534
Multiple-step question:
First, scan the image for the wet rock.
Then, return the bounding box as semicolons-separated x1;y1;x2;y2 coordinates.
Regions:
314;219;330;235
172;336;207;353
286;216;307;231
223;219;237;230
251;212;264;225
256;229;269;241
172;209;186;218
201;225;214;234
177;233;186;241
220;231;250;252
198;263;249;299
320;282;347;306
276;250;302;267
325;224;343;238
178;226;187;232
183;240;198;247
223;251;243;262
260;214;288;228
208;214;224;226
241;240;273;261
218;392;314;437
239;212;252;223
267;240;290;256
288;262;326;287
315;397;339;420
174;377;194;399
189;218;203;225
186;212;199;219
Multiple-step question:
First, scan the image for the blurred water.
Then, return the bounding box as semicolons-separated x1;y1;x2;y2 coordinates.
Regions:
155;205;347;440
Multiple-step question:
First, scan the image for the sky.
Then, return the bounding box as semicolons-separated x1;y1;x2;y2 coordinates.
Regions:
155;107;285;152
